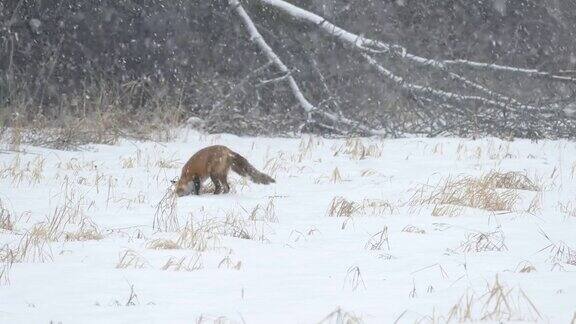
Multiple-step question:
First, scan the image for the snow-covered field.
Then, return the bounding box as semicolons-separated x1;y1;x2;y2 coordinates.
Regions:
1;131;575;323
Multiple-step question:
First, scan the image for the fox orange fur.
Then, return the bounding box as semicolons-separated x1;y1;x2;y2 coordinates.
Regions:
173;145;275;196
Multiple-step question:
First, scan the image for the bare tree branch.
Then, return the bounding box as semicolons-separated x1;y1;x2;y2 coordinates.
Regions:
229;0;384;136
442;59;576;83
254;0;389;53
361;53;552;113
446;71;533;109
258;0;576;83
229;0;315;115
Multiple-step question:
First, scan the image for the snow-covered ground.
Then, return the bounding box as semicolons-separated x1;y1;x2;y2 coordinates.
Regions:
1;131;575;323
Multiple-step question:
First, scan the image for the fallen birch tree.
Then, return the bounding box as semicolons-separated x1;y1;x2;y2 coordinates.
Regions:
229;0;384;135
227;0;576;138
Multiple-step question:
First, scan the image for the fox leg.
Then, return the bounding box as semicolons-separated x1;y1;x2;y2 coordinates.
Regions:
193;176;201;195
210;174;222;194
218;174;230;194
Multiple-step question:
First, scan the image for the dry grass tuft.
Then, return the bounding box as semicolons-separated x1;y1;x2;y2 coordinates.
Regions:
0;155;45;186
176;220;221;252
63;220;103;242
147;221;222;252
116;249;149;269
0;229;53;266
432;143;444;155
32;195;102;242
362;199;396;216
161;255;202;271
113;191;147;210
515;261;537;273
360;169;377;177
146;238;180;250
121;156;137;169
195;315;234;324
333;138;383;160
13;191;98;262
149;210;268;251
410;172;534;214
526;191;543;215
327;197;358;218
7;123;23;152
402;225;426;234
0;200;14;231
558;201;576;219
294;136;322;162
460;276;540;322
330;167;343;183
483;171;540;191
30;156;45;182
18;230;54;262
318;307;363;324
365;226;390;251
538;230;576;268
57;158;90;171
263;153;291;178
542;241;576;266
431;204;464;217
218;252;242;270
223;211;270;242
156;207;271;253
343;265;367;291
327;197;396;218
0;253;13;285
0;190;101;283
455;229;507;253
420;276;542;323
246;198;278;223
155;157;180;169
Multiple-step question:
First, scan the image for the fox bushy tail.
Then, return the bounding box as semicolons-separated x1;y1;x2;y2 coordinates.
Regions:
231;152;275;185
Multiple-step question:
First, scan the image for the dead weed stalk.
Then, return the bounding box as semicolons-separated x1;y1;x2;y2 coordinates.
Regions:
456;229;508;253
153;187;179;232
327;197;396;218
419;276;542;323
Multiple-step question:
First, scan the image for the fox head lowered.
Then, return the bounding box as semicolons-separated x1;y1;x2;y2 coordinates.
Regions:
171;178;200;197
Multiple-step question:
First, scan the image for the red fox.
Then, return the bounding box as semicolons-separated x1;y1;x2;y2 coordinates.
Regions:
172;145;275;196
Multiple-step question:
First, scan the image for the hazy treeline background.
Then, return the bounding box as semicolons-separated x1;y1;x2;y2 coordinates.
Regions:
1;0;575;139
